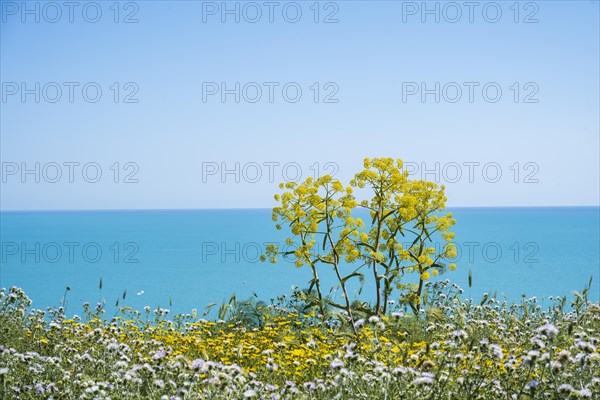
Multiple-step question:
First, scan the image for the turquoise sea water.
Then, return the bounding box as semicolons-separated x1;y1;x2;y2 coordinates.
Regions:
0;208;598;316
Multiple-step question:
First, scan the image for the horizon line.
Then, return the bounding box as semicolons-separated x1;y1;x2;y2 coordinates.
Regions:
1;205;599;213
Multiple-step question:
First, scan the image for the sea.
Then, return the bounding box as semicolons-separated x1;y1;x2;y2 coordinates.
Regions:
1;207;598;317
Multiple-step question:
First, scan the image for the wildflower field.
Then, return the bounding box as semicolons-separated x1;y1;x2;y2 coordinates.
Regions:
1;159;598;399
1;280;598;399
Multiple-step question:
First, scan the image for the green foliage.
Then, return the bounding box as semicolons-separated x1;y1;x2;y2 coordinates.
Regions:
1;282;599;399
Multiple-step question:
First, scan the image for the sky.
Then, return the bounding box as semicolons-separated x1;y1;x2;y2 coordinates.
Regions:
1;0;599;210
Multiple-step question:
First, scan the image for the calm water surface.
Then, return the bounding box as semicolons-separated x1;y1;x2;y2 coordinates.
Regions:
1;207;598;316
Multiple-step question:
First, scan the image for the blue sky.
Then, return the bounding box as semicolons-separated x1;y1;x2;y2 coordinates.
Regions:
1;0;599;210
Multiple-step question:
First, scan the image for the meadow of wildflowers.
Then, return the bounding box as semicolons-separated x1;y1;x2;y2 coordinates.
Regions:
1;280;598;399
1;159;598;399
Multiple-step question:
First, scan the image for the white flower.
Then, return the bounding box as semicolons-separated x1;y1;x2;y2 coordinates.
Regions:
243;389;257;398
353;319;365;329
531;338;546;349
0;368;8;375
525;380;540;391
330;358;345;369
191;359;205;370
490;344;503;359
536;323;559;337
575;341;596;353
527;350;540;359
413;375;434;385
550;361;562;371
557;384;574;393
451;330;468;340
